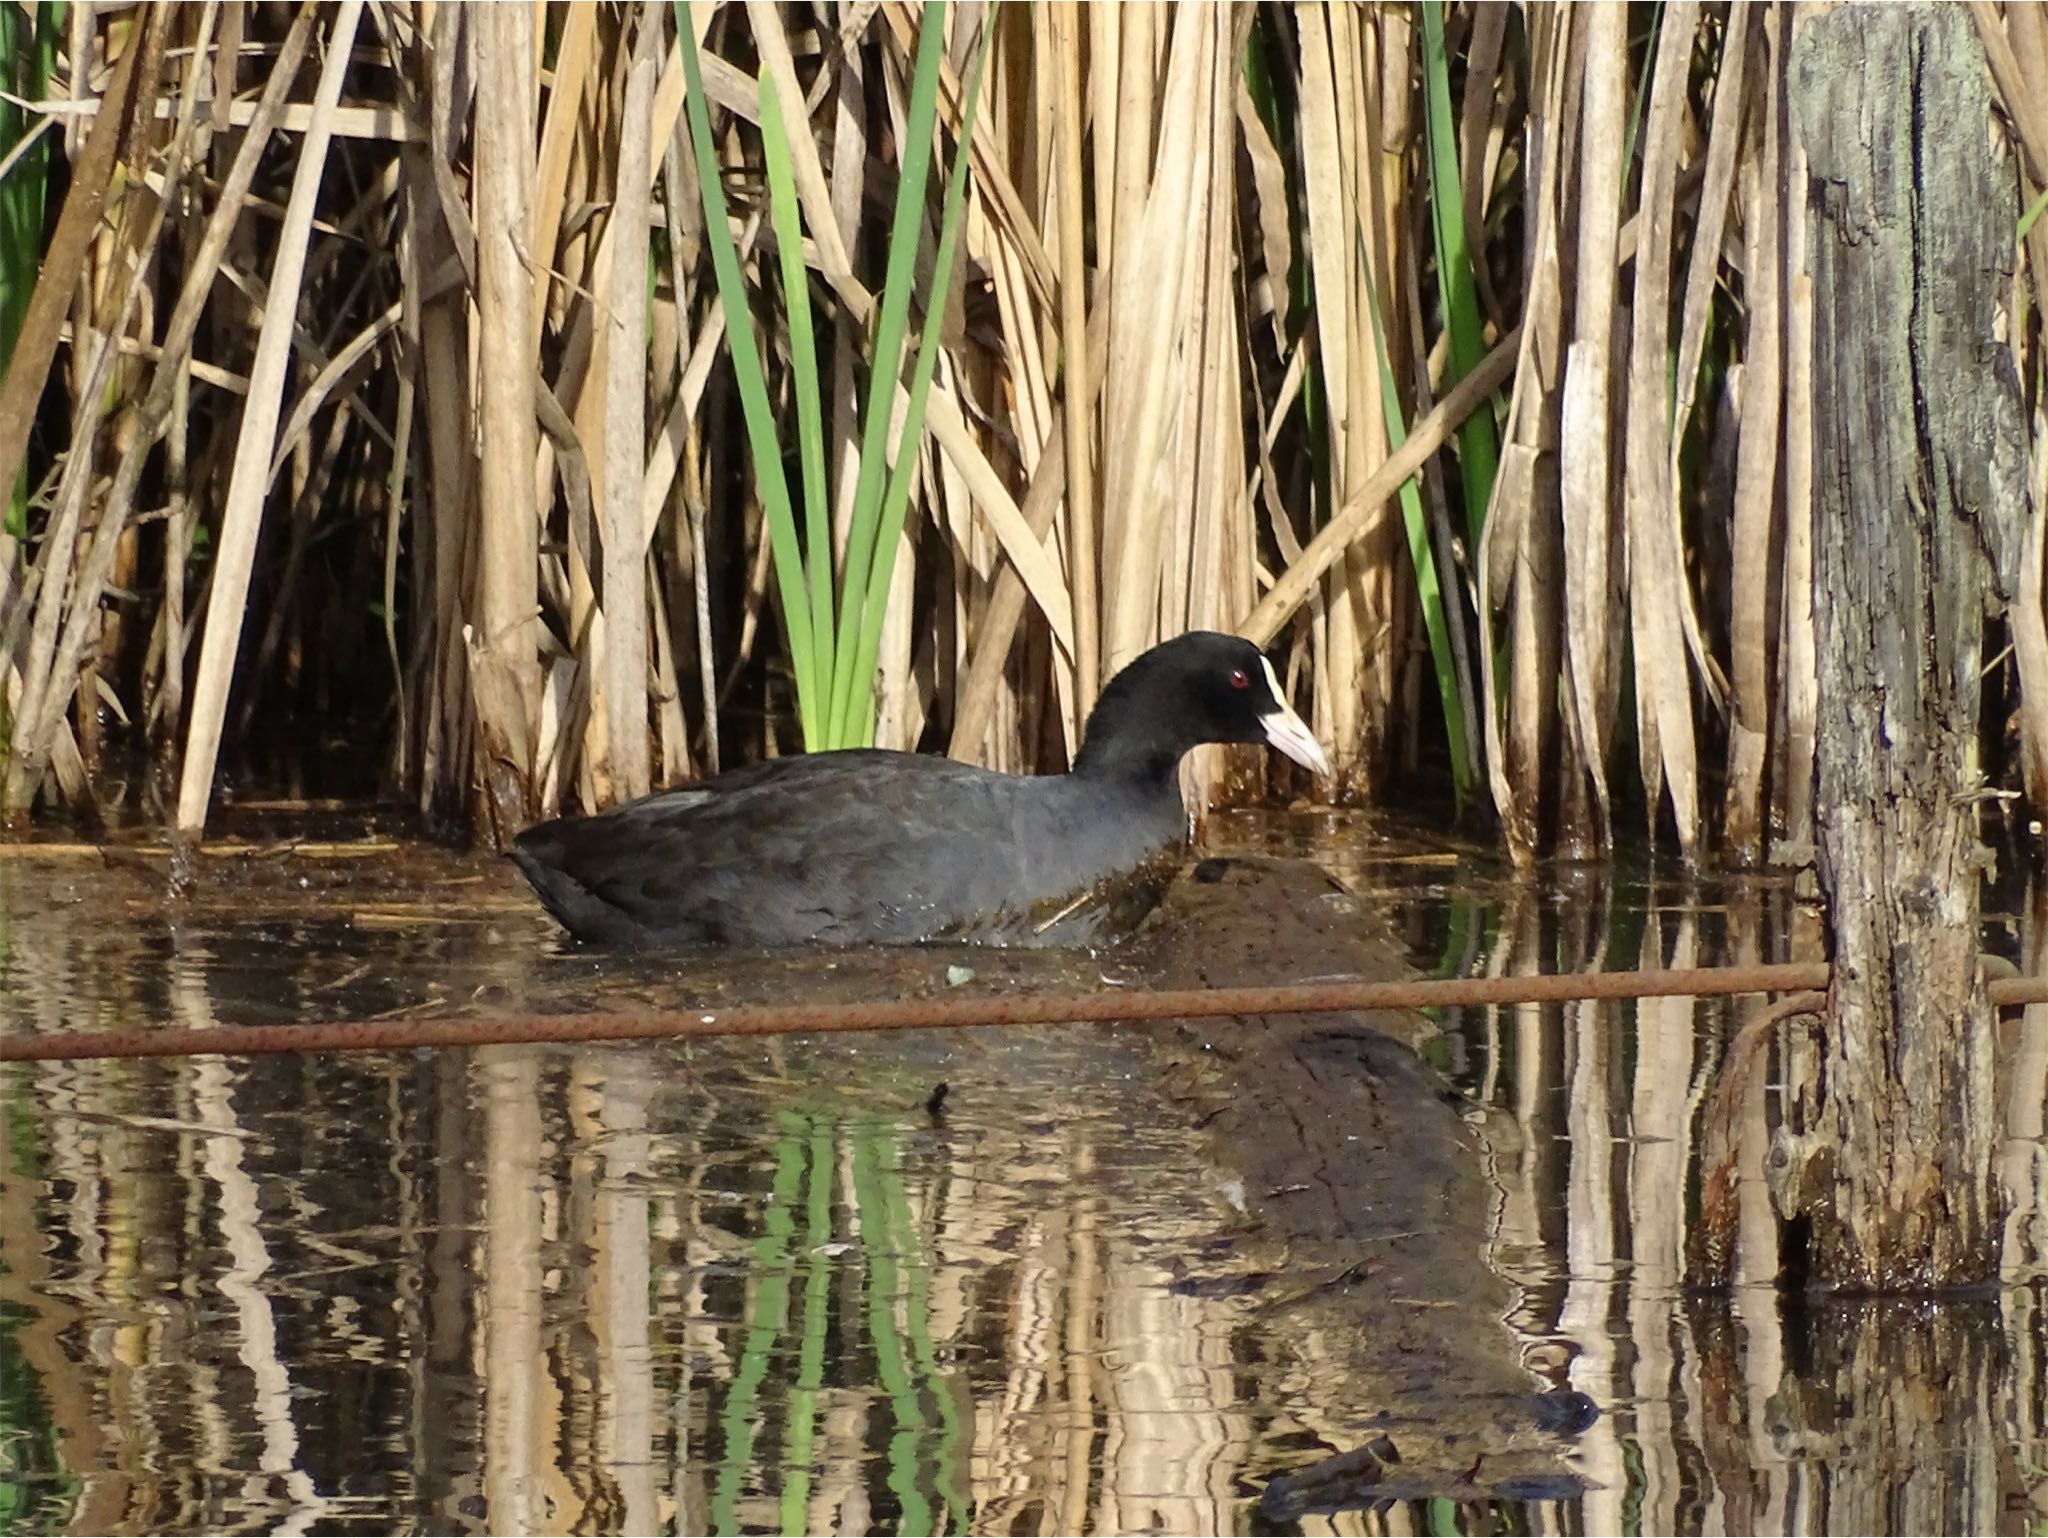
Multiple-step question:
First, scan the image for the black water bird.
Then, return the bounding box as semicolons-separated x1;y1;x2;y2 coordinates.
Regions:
510;631;1330;946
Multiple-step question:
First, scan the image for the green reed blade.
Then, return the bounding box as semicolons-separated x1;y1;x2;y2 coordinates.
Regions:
844;20;989;746
1419;0;1500;547
675;3;821;743
2020;182;2048;242
1360;261;1477;805
759;75;836;702
824;0;949;744
1620;1;1666;195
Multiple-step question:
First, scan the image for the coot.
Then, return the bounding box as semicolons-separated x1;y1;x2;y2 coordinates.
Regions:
510;631;1329;946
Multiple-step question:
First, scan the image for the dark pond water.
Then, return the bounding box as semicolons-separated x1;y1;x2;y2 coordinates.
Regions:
2;810;2044;1536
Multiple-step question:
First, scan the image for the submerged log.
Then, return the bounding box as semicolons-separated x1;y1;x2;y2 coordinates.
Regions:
1785;3;2026;1289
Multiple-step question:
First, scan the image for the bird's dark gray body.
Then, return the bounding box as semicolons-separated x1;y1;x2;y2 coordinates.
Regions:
510;749;1189;947
509;632;1330;948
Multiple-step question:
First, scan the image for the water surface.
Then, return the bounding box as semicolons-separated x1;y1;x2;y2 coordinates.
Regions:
2;811;2044;1535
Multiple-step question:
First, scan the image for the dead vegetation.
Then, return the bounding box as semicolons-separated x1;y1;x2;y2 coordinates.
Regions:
0;1;2043;859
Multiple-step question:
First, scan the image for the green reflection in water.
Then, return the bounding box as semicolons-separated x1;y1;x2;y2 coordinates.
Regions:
1433;887;1478;981
880;1135;966;1532
1621;1435;1647;1536
779;1115;835;1533
705;1111;960;1537
710;1121;805;1535
854;1127;933;1535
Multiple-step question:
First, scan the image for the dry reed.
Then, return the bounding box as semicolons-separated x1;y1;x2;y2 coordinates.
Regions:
0;1;2043;865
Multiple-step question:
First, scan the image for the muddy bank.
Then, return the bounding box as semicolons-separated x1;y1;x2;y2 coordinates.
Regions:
1128;855;1593;1511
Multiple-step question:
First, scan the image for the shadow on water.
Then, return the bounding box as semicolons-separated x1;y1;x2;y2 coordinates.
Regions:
1;808;2044;1535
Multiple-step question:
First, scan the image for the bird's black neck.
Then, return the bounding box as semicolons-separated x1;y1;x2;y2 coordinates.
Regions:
1071;730;1185;788
1070;659;1190;787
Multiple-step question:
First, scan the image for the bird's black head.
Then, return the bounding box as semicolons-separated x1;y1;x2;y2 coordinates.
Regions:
1072;632;1331;784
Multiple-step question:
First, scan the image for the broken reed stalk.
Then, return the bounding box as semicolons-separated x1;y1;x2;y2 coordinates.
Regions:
1556;1;1623;856
1722;1;1783;866
1242;327;1521;647
1621;0;1702;861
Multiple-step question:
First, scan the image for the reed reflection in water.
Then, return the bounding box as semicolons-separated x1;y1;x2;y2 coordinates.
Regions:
1;820;2045;1535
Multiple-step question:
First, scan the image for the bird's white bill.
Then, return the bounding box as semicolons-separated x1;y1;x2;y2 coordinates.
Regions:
1255;657;1331;775
1259;703;1331;776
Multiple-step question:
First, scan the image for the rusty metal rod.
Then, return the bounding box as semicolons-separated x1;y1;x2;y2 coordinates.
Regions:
9;960;2047;1064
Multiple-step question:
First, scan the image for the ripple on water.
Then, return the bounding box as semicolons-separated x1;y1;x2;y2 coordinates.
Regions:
2;812;2044;1535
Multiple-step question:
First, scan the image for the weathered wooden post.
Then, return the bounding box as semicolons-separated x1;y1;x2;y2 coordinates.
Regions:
1784;3;2026;1288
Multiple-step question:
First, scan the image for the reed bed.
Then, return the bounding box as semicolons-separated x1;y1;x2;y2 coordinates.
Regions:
1;1;2043;862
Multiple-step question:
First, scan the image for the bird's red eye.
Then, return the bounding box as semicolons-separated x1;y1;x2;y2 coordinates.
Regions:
1229;668;1251;690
